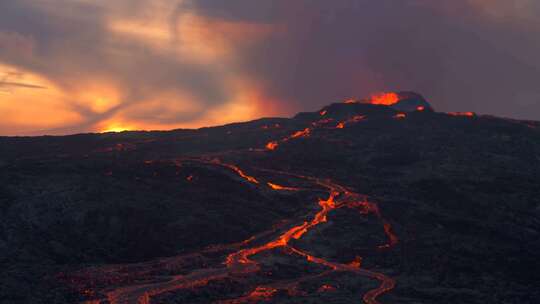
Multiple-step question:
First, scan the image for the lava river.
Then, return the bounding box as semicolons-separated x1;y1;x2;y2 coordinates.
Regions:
74;158;397;304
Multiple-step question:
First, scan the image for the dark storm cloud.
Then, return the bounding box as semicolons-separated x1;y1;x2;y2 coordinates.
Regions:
188;0;540;118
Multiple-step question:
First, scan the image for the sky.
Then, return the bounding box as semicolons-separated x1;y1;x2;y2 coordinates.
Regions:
1;0;539;136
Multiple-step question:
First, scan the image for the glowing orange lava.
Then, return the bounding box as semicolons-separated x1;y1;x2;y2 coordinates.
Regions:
263;125;312;151
212;160;259;184
416;106;425;111
68;161;397;304
267;182;300;191
367;92;400;106
290;128;310;139
336;115;366;129
266;141;279;150
224;190;339;267
394;113;406;119
227;165;259;184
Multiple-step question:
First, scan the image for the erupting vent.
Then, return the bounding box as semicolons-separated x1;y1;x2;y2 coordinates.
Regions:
367;92;400;106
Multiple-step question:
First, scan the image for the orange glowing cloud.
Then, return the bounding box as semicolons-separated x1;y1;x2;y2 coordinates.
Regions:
73;81;122;114
92;12;282;134
94;77;282;134
0;5;283;136
200;77;283;126
0;63;83;134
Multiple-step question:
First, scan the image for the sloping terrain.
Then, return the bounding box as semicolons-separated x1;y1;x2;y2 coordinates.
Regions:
1;94;540;303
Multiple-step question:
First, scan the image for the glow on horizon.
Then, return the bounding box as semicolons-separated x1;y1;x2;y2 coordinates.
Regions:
0;2;283;136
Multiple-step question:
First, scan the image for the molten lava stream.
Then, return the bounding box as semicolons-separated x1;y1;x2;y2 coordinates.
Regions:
265;127;312;151
266;141;279;150
72;161;397;304
204;158;260;184
224;173;397;304
336;115;366;129
225;190;339;269
267;182;300;191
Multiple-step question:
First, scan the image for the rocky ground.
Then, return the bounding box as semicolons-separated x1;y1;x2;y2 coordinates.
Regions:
1;96;539;303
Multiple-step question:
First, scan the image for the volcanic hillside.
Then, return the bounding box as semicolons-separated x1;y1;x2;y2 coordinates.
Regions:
1;92;539;304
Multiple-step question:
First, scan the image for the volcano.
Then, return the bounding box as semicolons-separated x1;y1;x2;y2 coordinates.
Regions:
1;92;539;304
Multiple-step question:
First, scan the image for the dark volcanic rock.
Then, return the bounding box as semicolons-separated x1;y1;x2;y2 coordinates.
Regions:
391;91;434;112
1;96;539;303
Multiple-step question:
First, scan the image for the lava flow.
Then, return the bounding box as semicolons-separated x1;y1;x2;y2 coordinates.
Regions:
211;160;260;184
336;115;366;129
265;113;361;151
267;182;300;191
222;171;396;304
67;160;397;304
266;141;279;150
265;127;311;151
